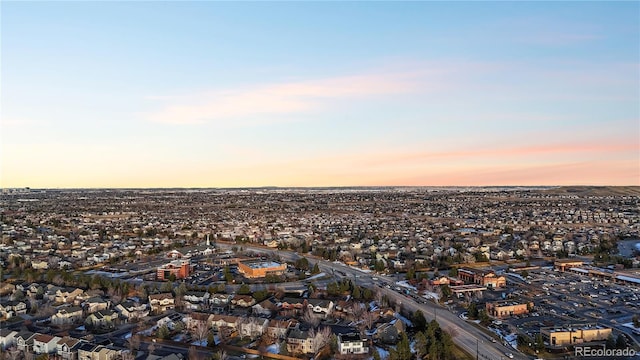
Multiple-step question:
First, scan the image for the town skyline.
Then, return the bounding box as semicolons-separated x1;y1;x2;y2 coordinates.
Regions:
2;2;639;188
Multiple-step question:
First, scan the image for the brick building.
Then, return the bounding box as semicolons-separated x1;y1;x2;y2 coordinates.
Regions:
157;259;191;280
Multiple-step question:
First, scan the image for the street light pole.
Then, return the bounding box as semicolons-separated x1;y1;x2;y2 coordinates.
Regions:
476;338;479;360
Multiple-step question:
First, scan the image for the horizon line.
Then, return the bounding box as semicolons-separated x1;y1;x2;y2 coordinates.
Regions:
3;185;639;191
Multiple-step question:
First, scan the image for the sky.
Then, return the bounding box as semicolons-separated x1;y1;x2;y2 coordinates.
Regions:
1;1;639;188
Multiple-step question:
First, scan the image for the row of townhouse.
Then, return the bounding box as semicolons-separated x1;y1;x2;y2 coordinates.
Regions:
250;297;334;317
0;329;122;360
149;292;257;313
184;312;297;340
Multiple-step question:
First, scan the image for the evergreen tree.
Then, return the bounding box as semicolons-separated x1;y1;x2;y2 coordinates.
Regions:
157;324;170;339
413;310;427;332
352;285;362;299
237;284;251;295
468;302;479;319
389;332;411;360
415;331;428;360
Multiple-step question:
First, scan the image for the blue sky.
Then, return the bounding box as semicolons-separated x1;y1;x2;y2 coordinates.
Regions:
2;1;639;187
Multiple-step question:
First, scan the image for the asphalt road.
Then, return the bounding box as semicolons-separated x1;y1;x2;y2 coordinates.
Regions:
215;242;531;360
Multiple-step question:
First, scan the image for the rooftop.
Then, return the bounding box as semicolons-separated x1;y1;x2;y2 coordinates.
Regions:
241;260;283;269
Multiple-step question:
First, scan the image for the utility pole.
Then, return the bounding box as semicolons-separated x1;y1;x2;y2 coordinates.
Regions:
476;338;479;360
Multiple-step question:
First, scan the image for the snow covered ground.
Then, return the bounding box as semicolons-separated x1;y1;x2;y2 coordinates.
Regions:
395;280;417;291
305;272;326;281
422;291;440;301
265;344;279;354
373;346;389;360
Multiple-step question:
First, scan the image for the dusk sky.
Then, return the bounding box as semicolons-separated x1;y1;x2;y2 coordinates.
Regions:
2;1;639;188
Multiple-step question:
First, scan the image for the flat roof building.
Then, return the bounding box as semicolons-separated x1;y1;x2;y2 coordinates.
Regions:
541;324;611;347
486;301;533;319
554;259;584;272
238;260;286;279
157;259;191;281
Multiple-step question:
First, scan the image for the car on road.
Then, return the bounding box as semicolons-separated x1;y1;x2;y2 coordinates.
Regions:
504;352;514;359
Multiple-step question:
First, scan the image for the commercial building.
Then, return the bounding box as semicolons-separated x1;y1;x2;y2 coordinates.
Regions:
554;259;584;272
486;301;533;319
238;260;286;278
541;324;611;347
157;259;191;280
458;268;506;289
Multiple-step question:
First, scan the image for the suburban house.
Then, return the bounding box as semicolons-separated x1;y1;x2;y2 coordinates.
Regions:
77;343;121;360
375;319;404;344
183;291;210;310
85;309;118;328
185;312;212;331
16;331;37;353
51;306;84;325
338;332;368;355
307;299;334;317
0;300;27;319
231;295;256;308
55;287;85;304
279;297;305;310
210;314;239;332
266;319;295;340
237;317;268;339
115;301;149;321
210;293;232;307
56;336;83;360
0;329;18;350
149;293;175;314
83;297;110;314
252;297;280;317
286;327;315;355
33;334;62;355
157;314;181;331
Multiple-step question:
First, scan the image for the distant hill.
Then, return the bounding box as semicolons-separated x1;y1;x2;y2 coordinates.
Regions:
539;186;640;196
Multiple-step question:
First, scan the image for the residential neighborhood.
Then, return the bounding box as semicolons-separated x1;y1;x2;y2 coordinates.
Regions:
1;187;639;360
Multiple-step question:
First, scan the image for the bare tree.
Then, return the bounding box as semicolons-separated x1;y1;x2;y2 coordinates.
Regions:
310;326;332;353
6;348;21;360
192;321;210;345
302;308;320;328
127;334;141;355
363;310;376;330
120;350;135;360
350;302;366;319
36;304;56;317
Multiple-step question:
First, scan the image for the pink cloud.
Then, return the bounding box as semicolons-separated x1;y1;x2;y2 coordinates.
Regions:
144;72;420;125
